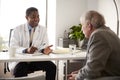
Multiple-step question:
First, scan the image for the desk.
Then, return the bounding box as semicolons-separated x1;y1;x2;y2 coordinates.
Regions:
0;50;86;80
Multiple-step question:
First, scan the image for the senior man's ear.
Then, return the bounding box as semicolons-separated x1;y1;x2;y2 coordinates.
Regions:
89;23;95;31
87;23;92;30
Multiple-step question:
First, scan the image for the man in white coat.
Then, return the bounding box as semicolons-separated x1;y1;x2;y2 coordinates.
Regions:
10;7;56;80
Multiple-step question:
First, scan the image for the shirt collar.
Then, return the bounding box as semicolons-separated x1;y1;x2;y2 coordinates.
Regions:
27;23;37;31
27;24;32;31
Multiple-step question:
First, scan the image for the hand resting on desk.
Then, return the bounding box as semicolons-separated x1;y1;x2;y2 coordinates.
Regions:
27;46;38;54
26;45;53;55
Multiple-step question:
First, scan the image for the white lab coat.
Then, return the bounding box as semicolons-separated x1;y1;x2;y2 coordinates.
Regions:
9;23;49;70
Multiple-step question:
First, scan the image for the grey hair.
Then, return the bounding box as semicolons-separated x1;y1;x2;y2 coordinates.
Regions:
80;10;105;28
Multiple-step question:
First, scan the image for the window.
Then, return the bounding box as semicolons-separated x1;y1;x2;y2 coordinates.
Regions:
0;0;47;50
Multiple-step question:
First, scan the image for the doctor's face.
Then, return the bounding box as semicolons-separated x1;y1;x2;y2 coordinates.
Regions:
26;11;40;28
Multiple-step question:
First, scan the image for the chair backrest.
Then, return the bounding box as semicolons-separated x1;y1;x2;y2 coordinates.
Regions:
9;29;13;47
4;29;13;74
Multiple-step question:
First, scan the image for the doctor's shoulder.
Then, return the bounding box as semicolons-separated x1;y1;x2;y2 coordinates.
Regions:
38;24;47;31
13;24;26;32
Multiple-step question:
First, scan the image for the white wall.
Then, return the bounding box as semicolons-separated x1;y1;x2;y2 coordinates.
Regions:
47;0;87;48
98;0;117;34
56;0;87;38
87;0;98;11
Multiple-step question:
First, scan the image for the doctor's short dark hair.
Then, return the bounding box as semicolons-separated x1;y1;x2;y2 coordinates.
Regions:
26;7;38;16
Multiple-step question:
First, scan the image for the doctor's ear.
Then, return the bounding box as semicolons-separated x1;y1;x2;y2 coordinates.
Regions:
25;16;28;20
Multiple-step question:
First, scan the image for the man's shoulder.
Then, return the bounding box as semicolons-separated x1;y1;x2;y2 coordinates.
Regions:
16;23;26;27
38;24;45;28
37;24;47;30
14;23;27;31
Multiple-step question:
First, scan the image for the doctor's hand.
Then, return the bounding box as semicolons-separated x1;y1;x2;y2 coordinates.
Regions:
43;45;53;55
27;46;38;54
